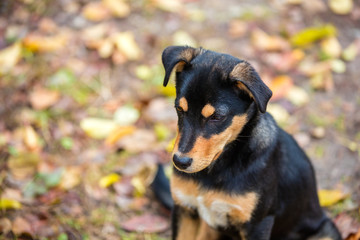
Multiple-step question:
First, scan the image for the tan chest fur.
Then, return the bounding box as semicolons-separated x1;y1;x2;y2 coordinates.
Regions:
171;174;258;229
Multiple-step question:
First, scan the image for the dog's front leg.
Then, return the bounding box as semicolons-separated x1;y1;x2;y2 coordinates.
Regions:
240;215;274;240
172;204;200;240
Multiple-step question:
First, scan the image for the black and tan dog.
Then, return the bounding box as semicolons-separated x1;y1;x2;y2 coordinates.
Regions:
161;46;341;240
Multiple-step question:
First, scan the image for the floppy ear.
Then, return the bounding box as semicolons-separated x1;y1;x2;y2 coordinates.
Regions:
229;61;272;113
162;46;199;87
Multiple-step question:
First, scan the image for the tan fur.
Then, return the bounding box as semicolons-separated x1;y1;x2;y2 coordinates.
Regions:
201;104;216;118
196;220;219;240
171;174;199;205
177;114;247;173
179;97;189;112
176;214;200;240
230;62;255;99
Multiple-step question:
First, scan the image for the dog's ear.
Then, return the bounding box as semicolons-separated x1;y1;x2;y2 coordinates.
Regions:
229;61;272;113
162;46;198;87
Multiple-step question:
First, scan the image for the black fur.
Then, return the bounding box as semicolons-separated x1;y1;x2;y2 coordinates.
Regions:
161;46;341;240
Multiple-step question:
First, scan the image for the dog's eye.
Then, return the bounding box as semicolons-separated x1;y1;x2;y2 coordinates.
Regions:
176;106;184;112
209;114;225;122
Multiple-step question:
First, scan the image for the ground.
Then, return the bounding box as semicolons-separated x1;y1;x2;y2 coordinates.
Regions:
0;0;359;239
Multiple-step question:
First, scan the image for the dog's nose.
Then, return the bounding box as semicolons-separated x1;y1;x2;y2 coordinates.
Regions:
173;154;192;170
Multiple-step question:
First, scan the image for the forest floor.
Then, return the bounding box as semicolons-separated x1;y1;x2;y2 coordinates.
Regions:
0;0;359;239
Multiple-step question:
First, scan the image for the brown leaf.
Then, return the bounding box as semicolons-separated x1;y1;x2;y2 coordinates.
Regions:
30;87;60;110
251;28;290;52
12;217;33;235
334;213;360;239
82;2;110;21
228;20;248;39
268;75;294;100
121;214;169;233
23;33;67;52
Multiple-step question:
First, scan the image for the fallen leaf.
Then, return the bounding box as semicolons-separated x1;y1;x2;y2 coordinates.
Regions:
97;39;114;58
99;173;121;188
268;75;294;100
8;152;41;179
331;59;346;73
12;217;32;235
321;37;342;58
23;33;67;52
117;129;157;152
267;104;289;125
105;126;136;145
0;218;12;234
80;117;118;139
23;125;41;151
29;87;60;110
251;28;290;51
334;213;360;239
82;2;110;21
151;0;183;12
290;24;337;47
0;42;22;74
103;0;130;18
113;105;140;126
342;42;358;61
173;30;197;47
113;32;143;61
318;189;347;207
228;20;248;39
0;199;22;210
285;86;310;107
329;0;353;15
59;166;82;190
310;72;334;91
121;214;169;233
143;98;177;123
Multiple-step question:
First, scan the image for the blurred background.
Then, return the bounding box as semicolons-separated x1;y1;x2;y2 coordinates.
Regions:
0;0;359;239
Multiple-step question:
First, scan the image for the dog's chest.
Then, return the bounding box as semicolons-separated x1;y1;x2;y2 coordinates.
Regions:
171;175;258;228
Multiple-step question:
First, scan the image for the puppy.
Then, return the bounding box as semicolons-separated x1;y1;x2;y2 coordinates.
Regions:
161;46;342;240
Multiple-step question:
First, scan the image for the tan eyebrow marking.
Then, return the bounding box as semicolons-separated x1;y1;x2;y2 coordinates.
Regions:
179;97;188;112
201;104;215;118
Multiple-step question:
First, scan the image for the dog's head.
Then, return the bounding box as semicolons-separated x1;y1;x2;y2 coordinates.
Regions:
162;46;272;173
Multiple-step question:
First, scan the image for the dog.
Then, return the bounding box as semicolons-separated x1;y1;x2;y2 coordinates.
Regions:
161;46;342;240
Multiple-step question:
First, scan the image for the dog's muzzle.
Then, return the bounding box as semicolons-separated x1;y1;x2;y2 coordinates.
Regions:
173;154;193;170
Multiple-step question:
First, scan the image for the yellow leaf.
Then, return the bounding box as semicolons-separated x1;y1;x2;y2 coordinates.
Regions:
59;167;82;190
131;176;146;197
342;42;358;61
0;42;22;74
318;189;347;207
80;118;118;139
166;137;176;153
321;37;342;58
173;30;197;47
0;199;22;210
99;173;121;188
82;2;110;21
113;32;143;61
103;0;130;18
329;0;353;15
105;126;135;145
23;34;67;52
159;84;176;97
291;24;337;47
151;0;183;12
23;125;41;151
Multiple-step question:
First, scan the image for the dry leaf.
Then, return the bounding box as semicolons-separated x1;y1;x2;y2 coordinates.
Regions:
251;28;290;51
285;86;310;107
173;30;197;47
105;126;135;145
342;42;358;61
318;189;347;207
99;173;121;188
113;105;140;126
0;218;12;234
23;125;41;151
267;104;290;125
121;214;169;233
321;37;342;58
23;33;67;52
82;2;110;21
80;117;118;139
97;39;114;58
268;75;294;100
151;0;183;12
228;20;248;39
331;59;346;73
8;152;40;179
329;0;353;15
29;87;60;110
290;24;337;47
103;0;130;18
0;42;22;74
59;166;82;190
0;199;22;210
113;32;143;61
12;217;32;235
